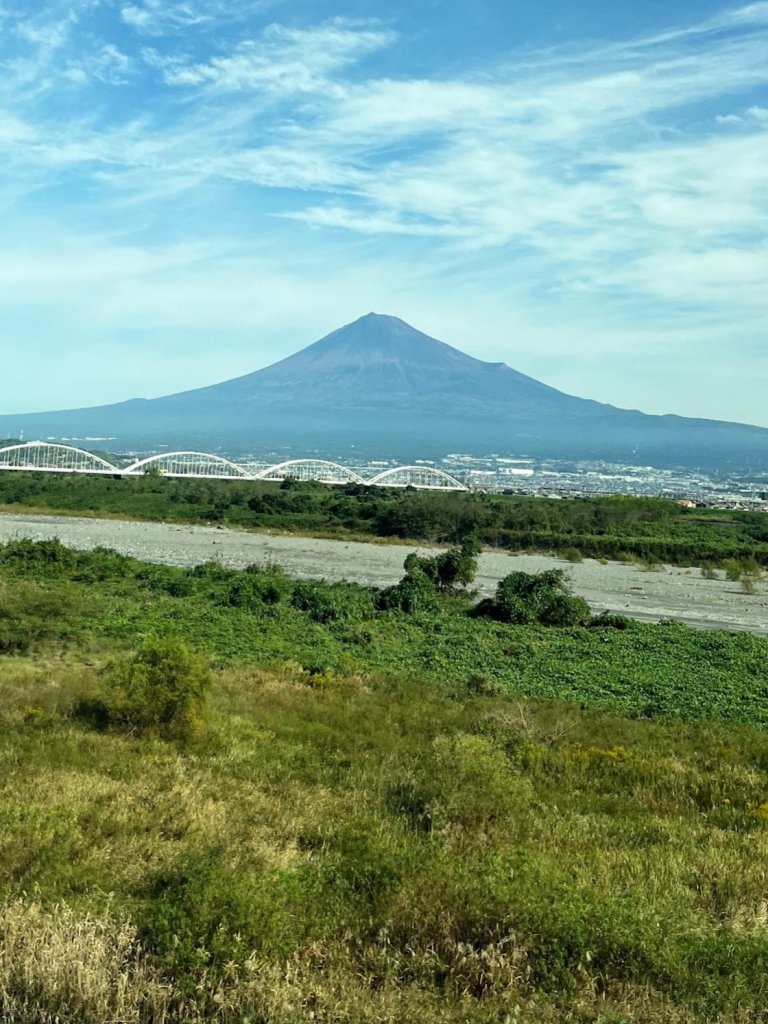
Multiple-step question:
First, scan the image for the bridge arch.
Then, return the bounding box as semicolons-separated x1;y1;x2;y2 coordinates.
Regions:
366;465;468;491
122;451;253;479
0;441;119;474
255;459;366;485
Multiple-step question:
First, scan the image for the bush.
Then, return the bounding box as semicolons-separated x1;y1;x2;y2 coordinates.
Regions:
741;575;759;596
376;569;439;614
465;672;504;697
474;569;591;627
0;579;81;653
99;637;212;738
723;559;744;582
376;541;479;615
189;561;234;583
479;565;593;626
0;618;33;654
638;555;663;571
0;538;76;575
290;579;373;623
587;611;636;630
227;566;291;609
561;547;583;563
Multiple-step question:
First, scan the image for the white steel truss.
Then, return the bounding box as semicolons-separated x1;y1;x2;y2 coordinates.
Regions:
255;459;366;485
122;451;253;479
0;443;469;491
0;441;119;474
367;465;467;490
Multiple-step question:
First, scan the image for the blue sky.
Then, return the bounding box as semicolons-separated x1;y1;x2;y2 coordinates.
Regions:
1;0;767;425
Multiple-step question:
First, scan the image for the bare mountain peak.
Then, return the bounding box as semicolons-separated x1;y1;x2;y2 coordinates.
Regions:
316;312;458;350
265;312;489;377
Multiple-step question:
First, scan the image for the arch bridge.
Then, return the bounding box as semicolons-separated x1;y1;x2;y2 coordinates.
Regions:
0;442;120;475
367;465;466;491
123;451;252;480
0;443;469;491
255;459;366;485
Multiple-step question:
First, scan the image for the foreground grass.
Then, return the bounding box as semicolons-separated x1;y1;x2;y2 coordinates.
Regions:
4;542;768;1020
3;652;768;1022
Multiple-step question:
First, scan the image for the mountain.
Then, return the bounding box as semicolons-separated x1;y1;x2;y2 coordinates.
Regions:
2;313;767;471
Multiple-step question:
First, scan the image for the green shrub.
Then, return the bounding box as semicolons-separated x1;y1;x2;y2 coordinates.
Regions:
739;556;763;578
588;611;636;630
741;575;759;595
376;569;439;614
189;561;234;583
561;547;583;563
428;734;534;832
0;618;33;654
465;672;504;697
376;541;479;615
100;637;212;738
402;539;480;593
290;579;373;623
135;847;316;975
638;555;663;571
0;537;76;575
723;559;744;582
227;566;291;609
0;579;81;653
474;569;591;627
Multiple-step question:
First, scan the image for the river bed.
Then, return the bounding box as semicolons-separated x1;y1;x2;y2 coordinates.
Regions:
1;512;767;635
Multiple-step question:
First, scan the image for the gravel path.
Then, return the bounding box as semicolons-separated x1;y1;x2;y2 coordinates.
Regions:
2;512;767;635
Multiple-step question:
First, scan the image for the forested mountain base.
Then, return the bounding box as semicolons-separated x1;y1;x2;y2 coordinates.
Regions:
3;470;768;566
3;540;768;1021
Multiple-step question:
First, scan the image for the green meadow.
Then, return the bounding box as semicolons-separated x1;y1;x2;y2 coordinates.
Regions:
2;538;768;1022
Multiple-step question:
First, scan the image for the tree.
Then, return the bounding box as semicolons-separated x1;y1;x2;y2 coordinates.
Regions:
402;538;480;593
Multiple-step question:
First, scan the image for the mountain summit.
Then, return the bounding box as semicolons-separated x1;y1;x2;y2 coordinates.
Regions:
1;313;766;471
180;312;577;415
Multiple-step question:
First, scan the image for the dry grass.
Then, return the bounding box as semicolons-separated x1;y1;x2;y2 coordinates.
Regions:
0;901;173;1023
4;903;767;1024
4;651;768;1021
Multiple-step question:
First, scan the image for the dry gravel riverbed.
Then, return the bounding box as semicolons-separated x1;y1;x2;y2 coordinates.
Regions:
2;512;767;635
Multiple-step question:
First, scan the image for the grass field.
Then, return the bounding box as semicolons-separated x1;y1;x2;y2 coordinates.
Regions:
3;540;768;1022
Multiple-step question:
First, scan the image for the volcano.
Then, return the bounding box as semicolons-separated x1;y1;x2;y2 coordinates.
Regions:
2;313;767;471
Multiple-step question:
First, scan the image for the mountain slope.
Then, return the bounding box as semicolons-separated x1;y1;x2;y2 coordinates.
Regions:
1;313;766;471
156;313;597;415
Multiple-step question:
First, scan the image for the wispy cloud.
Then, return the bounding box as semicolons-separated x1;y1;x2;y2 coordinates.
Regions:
1;2;767;424
120;0;280;36
64;43;134;85
143;19;394;92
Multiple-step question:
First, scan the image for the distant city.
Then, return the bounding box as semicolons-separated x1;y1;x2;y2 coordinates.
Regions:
111;440;768;509
436;453;768;509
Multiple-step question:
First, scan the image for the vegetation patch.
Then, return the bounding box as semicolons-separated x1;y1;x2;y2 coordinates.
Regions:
2;539;768;1020
5;471;768;565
